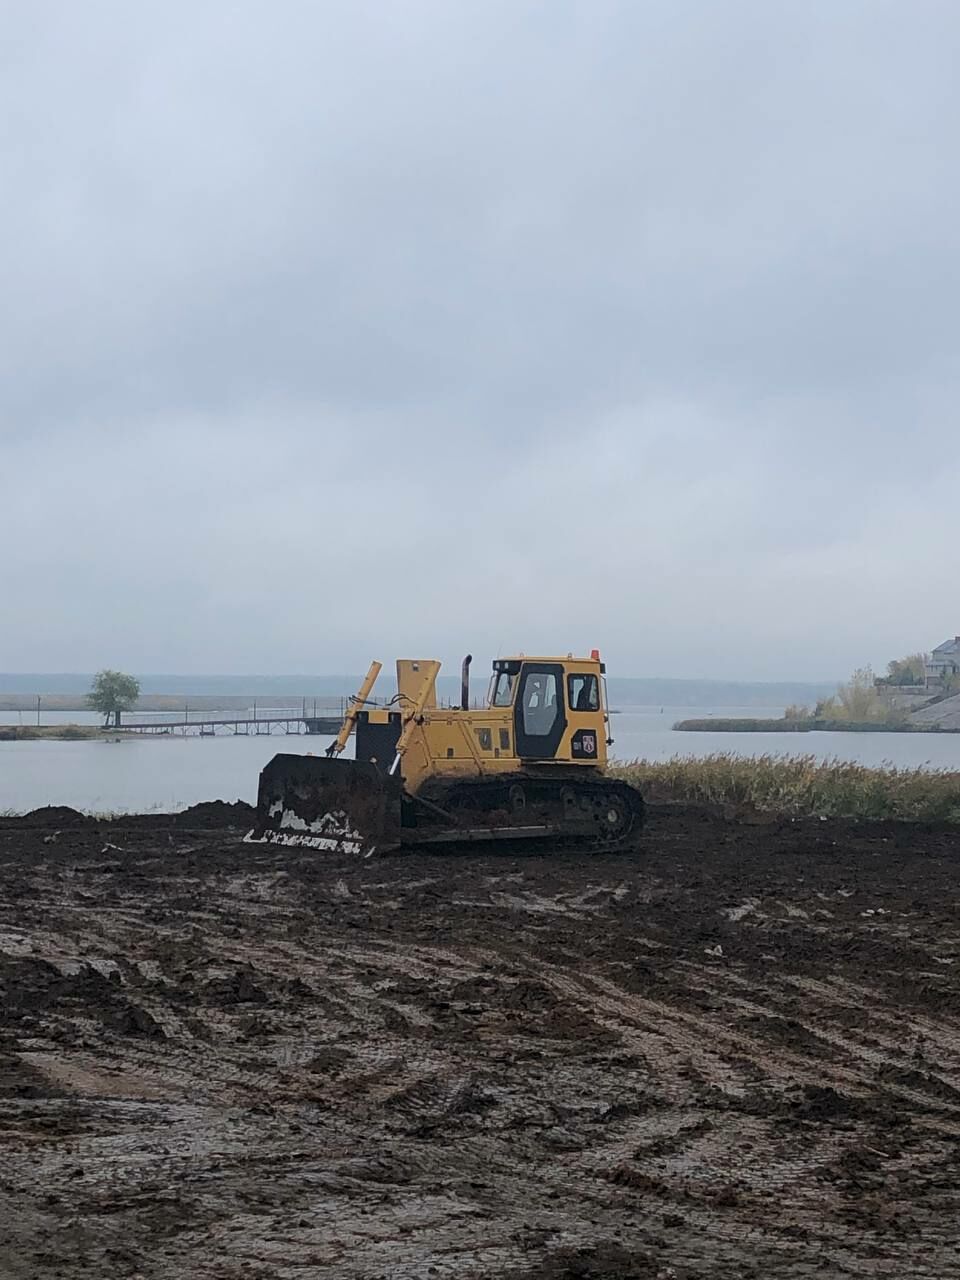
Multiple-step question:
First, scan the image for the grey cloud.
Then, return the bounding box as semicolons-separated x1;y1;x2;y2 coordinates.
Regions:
1;0;957;679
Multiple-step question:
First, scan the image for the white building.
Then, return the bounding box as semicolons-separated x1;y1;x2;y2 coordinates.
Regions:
925;637;960;686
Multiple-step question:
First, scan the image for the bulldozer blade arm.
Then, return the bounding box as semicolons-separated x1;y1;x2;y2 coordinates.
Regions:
245;755;402;854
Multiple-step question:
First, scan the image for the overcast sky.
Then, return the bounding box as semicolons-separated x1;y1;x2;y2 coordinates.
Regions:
1;1;957;681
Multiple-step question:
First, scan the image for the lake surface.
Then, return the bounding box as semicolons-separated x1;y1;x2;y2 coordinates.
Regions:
2;706;960;814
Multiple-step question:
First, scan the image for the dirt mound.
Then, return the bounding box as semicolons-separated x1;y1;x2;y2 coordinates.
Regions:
9;804;91;828
173;799;255;827
200;967;268;1005
107;1002;166;1038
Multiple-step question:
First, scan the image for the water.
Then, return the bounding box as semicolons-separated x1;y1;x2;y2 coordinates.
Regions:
611;707;960;769
2;705;960;815
0;734;327;814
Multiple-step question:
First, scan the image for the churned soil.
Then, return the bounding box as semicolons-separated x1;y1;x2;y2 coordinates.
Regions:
1;803;960;1278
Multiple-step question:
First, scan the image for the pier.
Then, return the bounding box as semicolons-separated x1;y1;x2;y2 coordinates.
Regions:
117;714;342;737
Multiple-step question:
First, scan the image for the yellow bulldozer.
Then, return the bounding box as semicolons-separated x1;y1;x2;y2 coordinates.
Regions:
247;651;644;854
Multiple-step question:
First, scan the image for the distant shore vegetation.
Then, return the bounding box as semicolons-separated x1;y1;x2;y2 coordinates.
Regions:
791;666;908;727
677;658;959;734
673;717;952;734
0;725;123;742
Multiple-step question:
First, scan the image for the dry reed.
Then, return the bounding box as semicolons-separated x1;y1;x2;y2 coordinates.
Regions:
611;753;960;823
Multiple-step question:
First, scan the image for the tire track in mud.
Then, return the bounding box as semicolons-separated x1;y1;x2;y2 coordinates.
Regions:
2;804;960;1277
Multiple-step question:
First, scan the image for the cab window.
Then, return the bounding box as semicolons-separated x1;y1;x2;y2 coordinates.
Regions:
490;672;516;707
568;673;599;712
522;672;560;735
522;675;560;737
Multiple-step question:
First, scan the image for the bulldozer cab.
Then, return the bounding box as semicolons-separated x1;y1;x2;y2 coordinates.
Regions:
488;656;607;764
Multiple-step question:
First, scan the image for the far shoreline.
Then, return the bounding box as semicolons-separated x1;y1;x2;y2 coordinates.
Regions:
675;716;960;734
0;725;136;742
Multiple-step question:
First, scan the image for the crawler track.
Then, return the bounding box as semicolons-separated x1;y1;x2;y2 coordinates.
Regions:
413;773;646;852
1;803;960;1277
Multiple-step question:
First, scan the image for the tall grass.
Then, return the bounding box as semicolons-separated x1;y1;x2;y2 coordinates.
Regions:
612;754;960;823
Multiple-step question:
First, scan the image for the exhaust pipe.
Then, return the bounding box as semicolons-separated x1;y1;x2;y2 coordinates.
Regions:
461;654;472;710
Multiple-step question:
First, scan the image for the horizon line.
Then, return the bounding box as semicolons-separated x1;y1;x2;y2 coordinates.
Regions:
0;670;843;686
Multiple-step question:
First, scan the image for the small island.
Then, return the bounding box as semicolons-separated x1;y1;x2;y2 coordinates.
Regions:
677;642;960;733
0;724;131;742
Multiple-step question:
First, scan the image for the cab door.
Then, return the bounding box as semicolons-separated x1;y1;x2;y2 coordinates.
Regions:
566;670;604;763
513;663;567;759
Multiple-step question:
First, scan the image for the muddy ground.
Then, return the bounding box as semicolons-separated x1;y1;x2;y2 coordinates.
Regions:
1;803;960;1278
